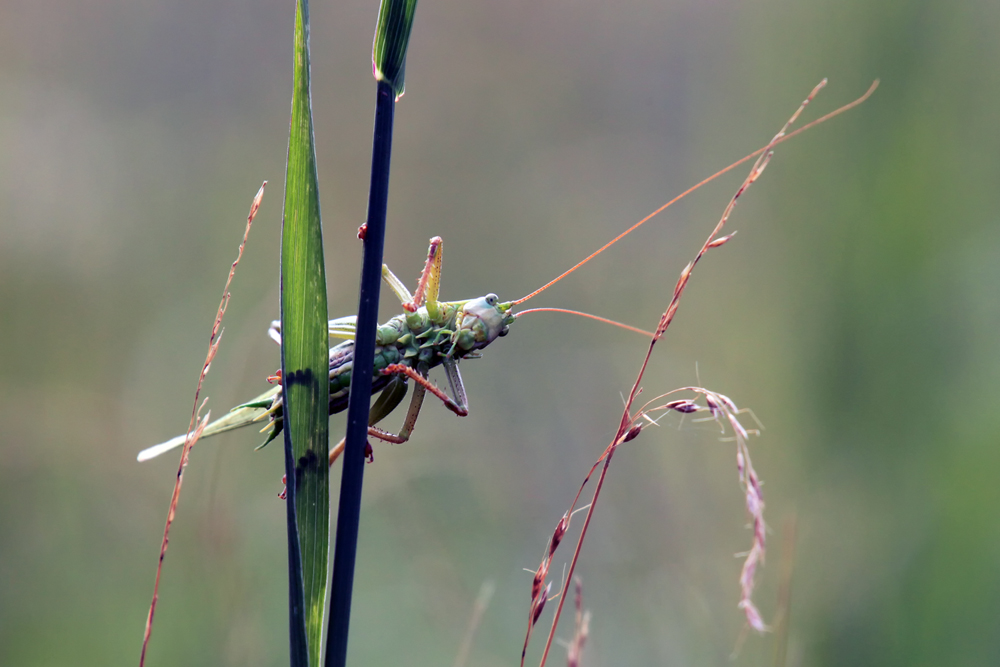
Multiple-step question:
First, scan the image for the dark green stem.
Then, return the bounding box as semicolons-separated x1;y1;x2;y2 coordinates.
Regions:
326;79;395;667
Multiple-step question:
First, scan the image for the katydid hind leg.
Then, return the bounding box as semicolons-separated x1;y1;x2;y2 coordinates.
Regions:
369;376;409;424
328;379;428;466
404;237;443;317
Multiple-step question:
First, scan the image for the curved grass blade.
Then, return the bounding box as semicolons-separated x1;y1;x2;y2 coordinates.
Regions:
280;0;329;664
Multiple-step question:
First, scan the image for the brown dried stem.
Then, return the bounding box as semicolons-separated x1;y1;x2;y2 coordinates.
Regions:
140;182;266;666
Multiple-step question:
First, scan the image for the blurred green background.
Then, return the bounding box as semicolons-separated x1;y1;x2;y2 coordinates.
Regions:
2;0;999;665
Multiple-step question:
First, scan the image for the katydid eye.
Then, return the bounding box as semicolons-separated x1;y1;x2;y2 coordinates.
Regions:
499;325;509;337
485;294;498;306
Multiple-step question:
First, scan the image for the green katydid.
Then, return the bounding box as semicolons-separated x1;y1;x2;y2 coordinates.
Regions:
137;81;876;468
137;235;650;467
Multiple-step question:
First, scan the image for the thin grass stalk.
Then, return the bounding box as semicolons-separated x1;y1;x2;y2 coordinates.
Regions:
530;80;876;667
532;90;805;664
772;514;798;667
452;581;496;667
325;78;394;667
327;2;417;664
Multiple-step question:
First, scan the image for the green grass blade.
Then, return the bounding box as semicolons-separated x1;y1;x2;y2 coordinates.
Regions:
280;0;329;664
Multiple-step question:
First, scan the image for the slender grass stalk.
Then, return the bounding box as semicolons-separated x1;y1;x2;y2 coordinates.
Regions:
452;581;496;667
279;0;330;664
326;2;418;666
324;80;392;666
530;84;822;666
520;80;878;667
772;514;798;667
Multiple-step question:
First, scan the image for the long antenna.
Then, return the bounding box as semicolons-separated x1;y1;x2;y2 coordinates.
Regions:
515;307;654;337
511;80;879;306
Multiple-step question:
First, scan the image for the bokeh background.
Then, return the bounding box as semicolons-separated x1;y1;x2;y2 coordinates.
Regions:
2;0;999;665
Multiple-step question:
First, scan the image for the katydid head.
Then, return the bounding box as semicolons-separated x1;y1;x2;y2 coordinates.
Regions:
452;294;517;353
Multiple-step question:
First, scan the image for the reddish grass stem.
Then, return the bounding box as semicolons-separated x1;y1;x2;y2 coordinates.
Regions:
139;182;265;666
528;80;876;667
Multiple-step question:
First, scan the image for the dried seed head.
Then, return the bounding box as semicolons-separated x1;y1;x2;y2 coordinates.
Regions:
550;513;569;556
679;261;693;283
707;232;737;248
716;392;738;412
706;394;721;418
531;583;551;626
531;565;545;601
664;399;699;413
739;598;768;633
622;424;643;443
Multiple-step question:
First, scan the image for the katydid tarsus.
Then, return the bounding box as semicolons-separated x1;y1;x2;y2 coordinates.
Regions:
137;82;876;469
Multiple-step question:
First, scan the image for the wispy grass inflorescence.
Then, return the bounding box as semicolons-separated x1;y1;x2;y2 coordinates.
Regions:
522;79;878;667
642;386;768;630
140;182;266;667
